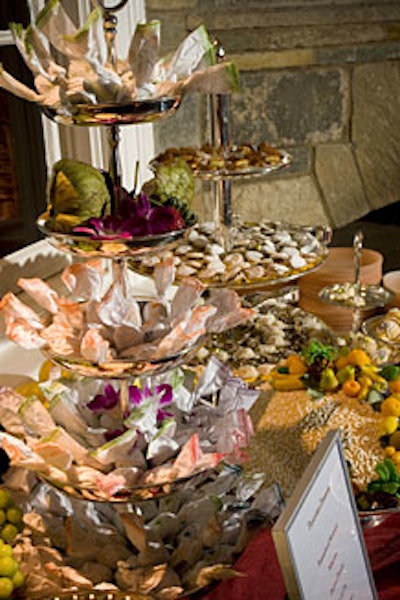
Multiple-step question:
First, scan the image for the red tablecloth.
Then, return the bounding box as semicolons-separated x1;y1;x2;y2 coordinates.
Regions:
363;513;400;599
198;512;400;599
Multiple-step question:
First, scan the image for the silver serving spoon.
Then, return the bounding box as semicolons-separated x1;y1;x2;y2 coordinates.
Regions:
353;230;364;296
352;230;364;333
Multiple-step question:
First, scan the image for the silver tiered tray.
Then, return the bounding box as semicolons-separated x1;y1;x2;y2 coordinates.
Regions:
43;336;205;380
36;213;190;260
42;96;181;127
39;465;215;504
150;144;292;181
129;220;331;291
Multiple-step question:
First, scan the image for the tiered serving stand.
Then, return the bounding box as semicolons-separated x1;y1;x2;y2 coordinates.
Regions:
3;7;336;599
1;11;262;598
0;0;226;556
132;96;331;293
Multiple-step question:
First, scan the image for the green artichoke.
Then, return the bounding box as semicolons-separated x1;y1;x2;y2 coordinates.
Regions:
146;158;195;206
48;158;111;231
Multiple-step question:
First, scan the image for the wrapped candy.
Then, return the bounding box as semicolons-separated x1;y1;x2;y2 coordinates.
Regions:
1;4;239;118
0;350;260;501
2;463;283;599
0;259;254;375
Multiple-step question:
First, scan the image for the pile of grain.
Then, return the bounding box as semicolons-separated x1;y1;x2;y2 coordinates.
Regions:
247;389;384;499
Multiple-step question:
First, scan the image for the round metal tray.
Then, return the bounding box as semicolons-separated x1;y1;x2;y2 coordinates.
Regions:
44;336;206;380
42;96;181;126
319;283;393;310
150;146;292;180
39;466;214;504
130;221;331;291
187;293;335;387
204;250;329;291
130;253;329;291
37;213;189;260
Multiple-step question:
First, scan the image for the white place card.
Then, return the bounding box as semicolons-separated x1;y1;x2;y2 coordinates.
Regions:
272;430;377;600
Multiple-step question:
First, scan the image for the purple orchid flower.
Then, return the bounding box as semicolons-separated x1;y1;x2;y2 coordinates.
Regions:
128;383;172;405
87;381;175;437
72;192;186;240
127;383;174;423
132;193;152;219
156;407;174;422
155;383;173;405
154;383;174;422
87;383;120;411
104;428;127;442
74;215;133;240
128;385;144;406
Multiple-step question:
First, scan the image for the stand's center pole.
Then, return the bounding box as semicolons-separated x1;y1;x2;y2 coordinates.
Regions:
103;10;118;69
92;0;129;68
91;2;129;212
217;94;232;227
209;41;233;247
108;124;122;212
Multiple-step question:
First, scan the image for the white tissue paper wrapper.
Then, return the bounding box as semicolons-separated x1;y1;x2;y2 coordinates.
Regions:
0;355;260;501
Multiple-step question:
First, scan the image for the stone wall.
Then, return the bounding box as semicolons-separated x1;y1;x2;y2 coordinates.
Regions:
146;0;400;228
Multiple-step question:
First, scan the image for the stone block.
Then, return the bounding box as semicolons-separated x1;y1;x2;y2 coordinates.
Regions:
146;0;197;10
231;68;349;145
192;24;393;55
352;61;400;210
147;2;400;62
195;6;400;28
209;175;330;226
153;94;206;153
315;144;370;227
231;49;317;71
193;0;397;10
317;40;400;66
230;41;400;73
